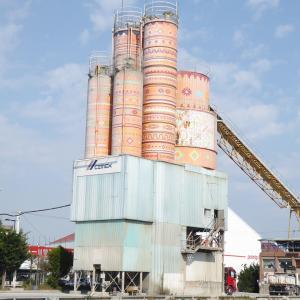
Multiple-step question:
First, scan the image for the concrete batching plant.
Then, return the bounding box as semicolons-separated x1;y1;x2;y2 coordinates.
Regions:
72;0;228;296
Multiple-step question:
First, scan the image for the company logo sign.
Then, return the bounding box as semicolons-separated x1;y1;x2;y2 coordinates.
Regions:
74;157;122;176
87;160;117;171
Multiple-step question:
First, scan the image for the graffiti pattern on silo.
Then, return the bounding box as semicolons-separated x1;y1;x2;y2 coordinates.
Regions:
177;71;210;111
175;71;217;169
175;110;217;169
85;59;112;158
113;7;142;71
111;69;143;156
142;1;179;163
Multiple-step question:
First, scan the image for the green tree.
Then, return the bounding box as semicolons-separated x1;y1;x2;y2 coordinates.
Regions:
46;246;73;288
0;226;29;289
238;263;259;293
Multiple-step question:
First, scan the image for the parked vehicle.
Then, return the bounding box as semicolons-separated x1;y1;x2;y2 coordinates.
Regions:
267;273;300;296
59;278;91;291
224;267;237;295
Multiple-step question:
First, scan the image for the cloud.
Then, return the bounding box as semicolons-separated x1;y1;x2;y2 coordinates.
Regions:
275;24;295;38
0;1;31;78
247;0;280;19
19;64;87;134
0;114;57;164
180;27;208;43
241;44;266;60
87;0;138;33
229;104;285;140
275;152;300;195
251;58;272;73
79;29;90;46
0;23;22;71
233;30;247;48
6;0;31;21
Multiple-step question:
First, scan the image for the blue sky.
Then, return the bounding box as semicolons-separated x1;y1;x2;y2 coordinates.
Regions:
0;0;299;243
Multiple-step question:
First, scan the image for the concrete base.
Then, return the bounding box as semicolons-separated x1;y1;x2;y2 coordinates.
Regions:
9;287;24;291
69;290;82;295
184;281;222;297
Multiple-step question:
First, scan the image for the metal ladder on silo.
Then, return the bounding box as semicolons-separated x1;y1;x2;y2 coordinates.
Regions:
210;106;300;220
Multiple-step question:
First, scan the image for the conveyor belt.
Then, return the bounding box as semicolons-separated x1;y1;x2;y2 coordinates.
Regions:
210;106;300;217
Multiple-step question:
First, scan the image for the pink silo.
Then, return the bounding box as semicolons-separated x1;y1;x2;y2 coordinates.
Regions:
142;0;179;163
111;7;144;157
84;53;112;158
175;71;217;170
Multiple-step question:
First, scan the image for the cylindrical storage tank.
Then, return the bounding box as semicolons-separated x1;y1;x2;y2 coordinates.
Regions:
85;53;112;158
144;66;177;87
111;69;143;156
113;7;142;71
175;71;217;169
177;71;210;111
142;0;178;163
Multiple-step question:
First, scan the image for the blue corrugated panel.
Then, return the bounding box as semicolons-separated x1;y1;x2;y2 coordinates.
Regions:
74;220;152;272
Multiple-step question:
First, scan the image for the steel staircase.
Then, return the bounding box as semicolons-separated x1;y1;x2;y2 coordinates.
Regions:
182;219;224;253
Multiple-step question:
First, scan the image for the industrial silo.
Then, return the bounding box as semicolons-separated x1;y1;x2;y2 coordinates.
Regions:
84;53;112;158
111;7;143;156
113;7;142;71
175;71;217;169
142;0;178;163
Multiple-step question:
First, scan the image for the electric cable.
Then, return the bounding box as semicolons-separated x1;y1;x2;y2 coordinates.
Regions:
28;212;70;220
0;204;70;217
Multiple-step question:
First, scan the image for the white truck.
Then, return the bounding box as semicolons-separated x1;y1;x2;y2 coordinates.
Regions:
267;273;300;296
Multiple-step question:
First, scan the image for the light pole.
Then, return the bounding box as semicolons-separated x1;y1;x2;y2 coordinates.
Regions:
12;211;21;288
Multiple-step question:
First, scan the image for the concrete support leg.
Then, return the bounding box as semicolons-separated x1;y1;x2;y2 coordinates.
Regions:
139;272;143;293
74;271;77;291
121;271;125;293
92;269;96;293
12;270;17;288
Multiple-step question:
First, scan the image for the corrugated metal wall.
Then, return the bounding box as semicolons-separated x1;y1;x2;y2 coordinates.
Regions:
74;220;152;271
71;155;228;229
72;155;228;294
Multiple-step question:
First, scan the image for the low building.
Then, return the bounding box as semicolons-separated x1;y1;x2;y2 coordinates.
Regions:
50;233;75;249
224;209;261;274
258;238;300;295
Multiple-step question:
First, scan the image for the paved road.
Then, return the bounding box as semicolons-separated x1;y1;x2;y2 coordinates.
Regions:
0;290;87;299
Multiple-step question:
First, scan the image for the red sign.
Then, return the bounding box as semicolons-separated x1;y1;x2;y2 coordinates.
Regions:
29;245;73;257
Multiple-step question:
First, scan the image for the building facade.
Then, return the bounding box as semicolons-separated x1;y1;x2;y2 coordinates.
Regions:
71;155;228;296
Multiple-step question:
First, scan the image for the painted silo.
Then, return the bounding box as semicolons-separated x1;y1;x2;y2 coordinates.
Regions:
111;69;143;156
177;71;210;111
85;53;112;158
113;7;142;71
175;71;217;169
142;0;178;163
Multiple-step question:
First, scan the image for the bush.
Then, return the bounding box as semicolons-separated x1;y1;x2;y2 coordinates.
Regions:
238;263;259;293
46;246;73;288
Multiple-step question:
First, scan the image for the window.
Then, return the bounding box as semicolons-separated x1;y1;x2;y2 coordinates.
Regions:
204;208;211;218
279;259;293;270
263;259;275;270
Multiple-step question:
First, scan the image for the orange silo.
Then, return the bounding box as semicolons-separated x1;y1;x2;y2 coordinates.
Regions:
175;71;217;170
113;7;142;71
85;53;112;159
142;0;179;163
111;7;143;157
